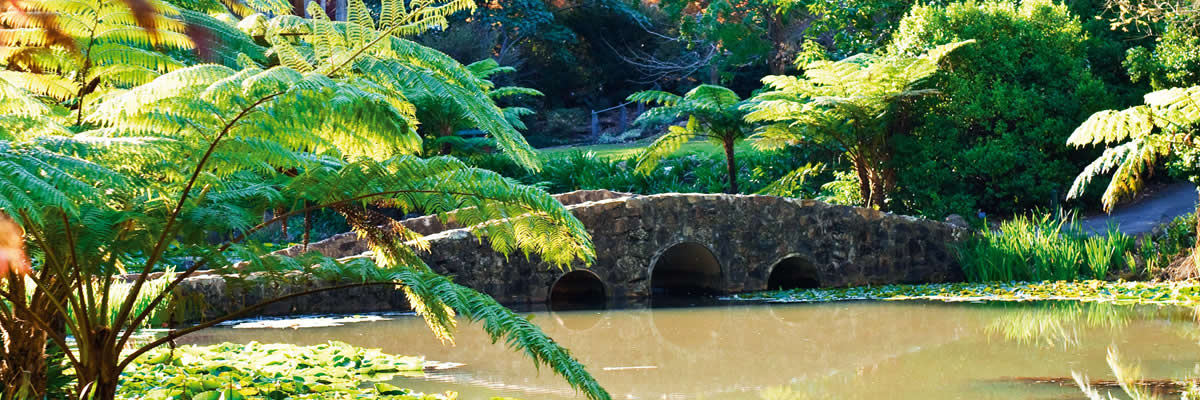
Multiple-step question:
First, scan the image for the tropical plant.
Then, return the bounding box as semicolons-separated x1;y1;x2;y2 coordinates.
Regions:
0;1;612;399
1065;85;1200;269
411;58;542;156
744;40;973;209
0;0;194;124
627;84;751;193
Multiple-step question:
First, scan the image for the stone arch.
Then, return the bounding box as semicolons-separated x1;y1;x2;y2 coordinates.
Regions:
549;270;608;311
649;242;724;297
766;255;821;290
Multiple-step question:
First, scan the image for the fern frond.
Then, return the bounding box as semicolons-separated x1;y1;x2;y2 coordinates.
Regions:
1145;86;1200;127
392;268;611;400
1067;107;1155;146
757;162;824;196
490;86;543;99
627;90;681;106
635;117;700;175
0;70;78;101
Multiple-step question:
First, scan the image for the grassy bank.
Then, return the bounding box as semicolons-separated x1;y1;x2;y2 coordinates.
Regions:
537;139;756;160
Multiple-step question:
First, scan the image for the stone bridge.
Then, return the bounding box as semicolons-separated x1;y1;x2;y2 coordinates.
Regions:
268;190;965;309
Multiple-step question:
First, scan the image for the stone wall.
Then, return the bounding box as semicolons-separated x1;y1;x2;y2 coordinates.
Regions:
171;191;965;320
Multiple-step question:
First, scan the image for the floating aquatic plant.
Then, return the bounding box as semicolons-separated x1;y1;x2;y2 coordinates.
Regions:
732;280;1200;306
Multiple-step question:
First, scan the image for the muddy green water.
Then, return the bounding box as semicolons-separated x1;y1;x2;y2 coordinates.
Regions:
181;301;1200;399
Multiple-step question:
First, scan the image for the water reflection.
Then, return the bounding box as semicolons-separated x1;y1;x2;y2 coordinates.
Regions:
182;300;1200;399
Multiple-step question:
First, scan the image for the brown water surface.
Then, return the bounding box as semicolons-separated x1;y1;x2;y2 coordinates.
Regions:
180;301;1200;399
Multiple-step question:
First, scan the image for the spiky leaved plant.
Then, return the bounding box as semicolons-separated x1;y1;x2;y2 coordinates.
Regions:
0;1;611;399
0;0;194;124
628;84;750;194
1;67;609;400
411;58;542;156
743;40;974;210
1066;85;1200;273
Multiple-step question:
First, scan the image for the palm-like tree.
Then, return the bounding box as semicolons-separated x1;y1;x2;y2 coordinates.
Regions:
628;84;750;193
1066;85;1200;270
0;0;611;398
411;58;542;156
744;40;973;209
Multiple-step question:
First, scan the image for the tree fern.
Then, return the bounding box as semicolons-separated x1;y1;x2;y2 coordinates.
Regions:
410;58;543;156
249;0;542;169
744;40;974;209
0;0;193;122
1067;86;1200;210
2;1;611;398
628;84;749;193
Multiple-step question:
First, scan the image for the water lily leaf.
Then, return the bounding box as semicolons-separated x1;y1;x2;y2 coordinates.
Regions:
192;391;221;400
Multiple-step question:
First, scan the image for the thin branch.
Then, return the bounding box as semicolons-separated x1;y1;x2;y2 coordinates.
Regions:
113;92;283;336
118;187;551;348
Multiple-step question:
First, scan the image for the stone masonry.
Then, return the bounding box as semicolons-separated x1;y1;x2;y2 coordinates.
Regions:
172;191;966;320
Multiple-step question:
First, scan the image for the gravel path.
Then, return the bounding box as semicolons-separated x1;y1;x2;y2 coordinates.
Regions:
1079;182;1198;235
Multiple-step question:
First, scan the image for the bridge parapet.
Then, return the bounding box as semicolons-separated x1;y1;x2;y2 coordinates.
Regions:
171;191;965;320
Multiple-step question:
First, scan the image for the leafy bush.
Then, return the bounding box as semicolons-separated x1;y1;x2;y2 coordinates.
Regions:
1140;212;1197;275
958;213;1132;282
1124;26;1200;92
888;0;1119;218
528;108;591;146
468;146;835;196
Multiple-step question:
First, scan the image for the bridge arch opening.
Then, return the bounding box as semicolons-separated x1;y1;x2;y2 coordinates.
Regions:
767;256;821;290
650;242;723;297
549;270;607;311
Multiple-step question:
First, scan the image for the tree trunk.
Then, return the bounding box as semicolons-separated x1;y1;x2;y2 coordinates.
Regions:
852;157;873;208
75;329;121;400
1193;191;1200;275
0;319;49;397
867;168;888;211
767;11;788;75
0;274;56;398
439;125;455;155
723;137;738;194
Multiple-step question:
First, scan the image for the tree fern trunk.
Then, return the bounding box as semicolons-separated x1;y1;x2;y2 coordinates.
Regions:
75;329;121;400
853;157;872;208
0;319;48;397
723;137;738;194
1193;191;1200;276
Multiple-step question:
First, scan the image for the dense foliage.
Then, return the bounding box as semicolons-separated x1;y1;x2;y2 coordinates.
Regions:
469;146;838;198
887;0;1118;217
119;341;446;399
733;280;1200;306
627;85;751;193
745;40;972;209
0;0;613;398
957;213;1133;282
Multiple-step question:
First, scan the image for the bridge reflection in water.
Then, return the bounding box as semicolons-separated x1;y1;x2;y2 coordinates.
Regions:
179;301;1200;399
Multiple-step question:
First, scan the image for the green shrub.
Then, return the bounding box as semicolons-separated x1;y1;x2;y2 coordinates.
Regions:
1140;211;1197;275
888;0;1119;218
468;146;834;196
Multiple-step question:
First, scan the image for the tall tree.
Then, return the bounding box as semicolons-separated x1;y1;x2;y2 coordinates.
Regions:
745;40;973;210
628;84;750;193
886;0;1117;217
0;0;612;398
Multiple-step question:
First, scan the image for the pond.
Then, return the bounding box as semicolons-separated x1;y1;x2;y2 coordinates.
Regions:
179;300;1200;399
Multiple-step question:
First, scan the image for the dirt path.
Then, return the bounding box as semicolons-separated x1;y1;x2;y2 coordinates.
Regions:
1079;182;1198;235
